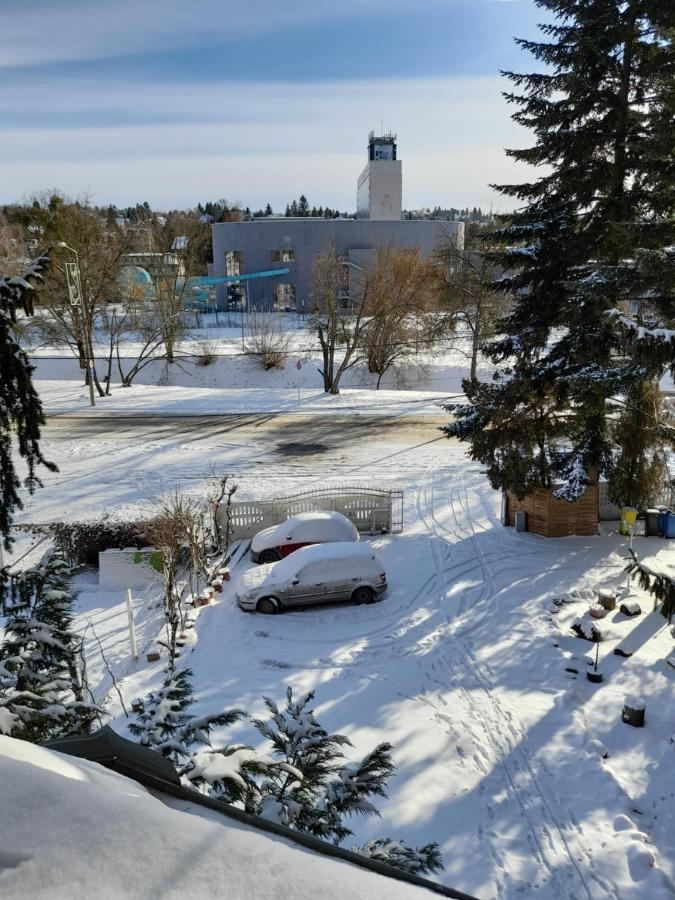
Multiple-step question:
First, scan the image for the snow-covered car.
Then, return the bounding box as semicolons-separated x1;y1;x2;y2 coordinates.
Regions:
236;542;387;614
250;510;359;564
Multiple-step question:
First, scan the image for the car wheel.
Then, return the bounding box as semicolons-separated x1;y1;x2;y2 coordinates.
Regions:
352;586;375;605
257;597;279;615
259;549;281;564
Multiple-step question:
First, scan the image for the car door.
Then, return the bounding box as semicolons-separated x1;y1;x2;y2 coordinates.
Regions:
324;559;358;603
286;562;326;608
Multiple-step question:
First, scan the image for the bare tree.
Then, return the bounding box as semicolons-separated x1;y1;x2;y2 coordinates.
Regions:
207;474;238;551
434;228;508;382
309;241;370;394
360;246;449;389
25;194;131;396
145;213;209;364
141;491;194;643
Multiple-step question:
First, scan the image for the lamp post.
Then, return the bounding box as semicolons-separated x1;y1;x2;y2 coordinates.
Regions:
56;242;95;407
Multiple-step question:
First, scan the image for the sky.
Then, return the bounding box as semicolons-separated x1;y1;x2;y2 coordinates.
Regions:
0;0;546;213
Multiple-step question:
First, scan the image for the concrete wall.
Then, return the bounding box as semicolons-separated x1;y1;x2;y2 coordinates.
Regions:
211;218;465;311
356;161;402;220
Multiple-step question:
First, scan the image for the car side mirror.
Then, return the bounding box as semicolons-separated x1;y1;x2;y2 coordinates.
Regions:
291;577;299;585
286;535;293;541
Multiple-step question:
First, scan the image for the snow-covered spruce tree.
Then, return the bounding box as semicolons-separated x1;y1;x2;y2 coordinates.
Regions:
243;688;395;844
0;252;57;557
352;838;444;877
609;378;670;508
0;553;100;741
444;2;675;502
129;659;243;771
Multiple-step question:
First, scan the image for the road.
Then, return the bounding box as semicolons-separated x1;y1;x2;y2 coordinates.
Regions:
42;412;450;447
29;412;455;524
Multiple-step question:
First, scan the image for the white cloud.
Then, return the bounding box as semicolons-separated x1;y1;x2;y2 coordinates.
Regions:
0;0;451;67
0;75;533;210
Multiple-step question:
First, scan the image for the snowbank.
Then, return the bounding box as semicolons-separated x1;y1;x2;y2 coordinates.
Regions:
35;381;455;417
0;737;438;900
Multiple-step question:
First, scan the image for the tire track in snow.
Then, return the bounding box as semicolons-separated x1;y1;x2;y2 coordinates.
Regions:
418;470;601;900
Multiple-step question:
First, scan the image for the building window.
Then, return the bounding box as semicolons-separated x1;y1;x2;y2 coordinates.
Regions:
271;249;295;263
273;284;296;311
224;250;243;276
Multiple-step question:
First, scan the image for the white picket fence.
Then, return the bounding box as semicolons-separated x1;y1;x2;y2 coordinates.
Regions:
598;480;675;521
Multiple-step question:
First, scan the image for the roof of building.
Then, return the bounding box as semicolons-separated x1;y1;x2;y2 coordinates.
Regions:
35;728;476;900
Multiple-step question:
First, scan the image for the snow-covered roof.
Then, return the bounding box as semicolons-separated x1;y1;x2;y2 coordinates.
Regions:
0;736;462;900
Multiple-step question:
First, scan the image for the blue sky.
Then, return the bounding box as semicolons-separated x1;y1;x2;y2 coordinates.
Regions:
0;0;545;211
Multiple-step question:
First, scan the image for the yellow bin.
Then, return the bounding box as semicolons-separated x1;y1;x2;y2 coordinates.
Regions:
620;507;638;536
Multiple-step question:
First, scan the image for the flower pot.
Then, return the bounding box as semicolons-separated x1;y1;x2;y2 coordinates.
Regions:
586;670;604;683
131;698;143;713
590;603;606;620
597;589;616;611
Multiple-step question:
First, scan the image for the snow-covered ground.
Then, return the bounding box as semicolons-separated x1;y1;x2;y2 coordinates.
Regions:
10;420;673;899
4;318;674;898
0;737;439;900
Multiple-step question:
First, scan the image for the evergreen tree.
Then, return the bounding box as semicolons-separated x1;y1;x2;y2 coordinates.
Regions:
352;839;444;876
0;253;56;554
609;379;670;508
129;660;242;771
445;1;675;501
265;203;273;216
0;553;100;740
245;688;394;844
297;195;310;217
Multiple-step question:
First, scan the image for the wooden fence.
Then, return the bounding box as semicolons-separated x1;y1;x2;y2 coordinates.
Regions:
504;485;598;537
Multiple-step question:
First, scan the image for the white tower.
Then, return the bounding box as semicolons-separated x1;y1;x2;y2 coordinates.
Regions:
356;131;402;221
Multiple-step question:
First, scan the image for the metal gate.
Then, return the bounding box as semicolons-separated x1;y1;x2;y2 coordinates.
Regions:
221;486;404;542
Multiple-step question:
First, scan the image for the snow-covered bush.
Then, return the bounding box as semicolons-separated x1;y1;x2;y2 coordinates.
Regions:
352;838;444;876
0;552;101;741
129;661;243;771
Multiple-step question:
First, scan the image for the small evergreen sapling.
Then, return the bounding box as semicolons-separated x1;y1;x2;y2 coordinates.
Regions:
0;553;100;741
352;838;444;876
625;550;675;622
245;688;395;843
129;659;243;771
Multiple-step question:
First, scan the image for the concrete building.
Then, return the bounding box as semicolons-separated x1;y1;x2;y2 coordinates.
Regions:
210;133;464;312
356;131;402;221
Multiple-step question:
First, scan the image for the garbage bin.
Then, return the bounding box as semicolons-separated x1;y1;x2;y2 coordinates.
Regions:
515;510;527;533
620;507;638;536
665;512;675;539
658;509;671;537
645;508;660;537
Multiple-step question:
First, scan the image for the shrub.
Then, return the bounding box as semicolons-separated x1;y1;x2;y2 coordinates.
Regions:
243;313;291;370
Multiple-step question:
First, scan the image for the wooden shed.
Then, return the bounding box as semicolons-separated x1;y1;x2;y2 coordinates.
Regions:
504;484;598;537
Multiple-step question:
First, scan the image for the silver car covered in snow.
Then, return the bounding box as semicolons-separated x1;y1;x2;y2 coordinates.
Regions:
236;542;387;614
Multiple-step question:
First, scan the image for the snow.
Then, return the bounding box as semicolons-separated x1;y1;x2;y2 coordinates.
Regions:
251;511;359;553
29;446;674;899
35;380;457;418
0;736;436;900
5;320;675;899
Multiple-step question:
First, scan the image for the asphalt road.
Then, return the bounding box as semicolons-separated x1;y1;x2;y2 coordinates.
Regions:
42;413;451;449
